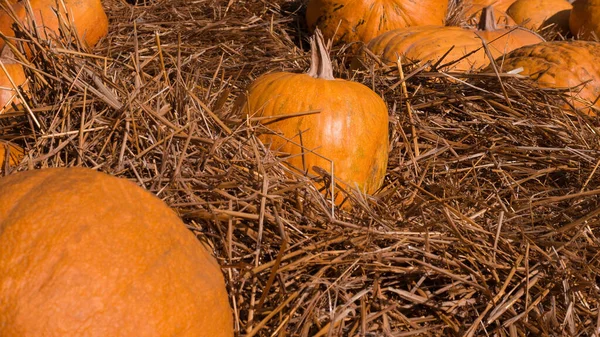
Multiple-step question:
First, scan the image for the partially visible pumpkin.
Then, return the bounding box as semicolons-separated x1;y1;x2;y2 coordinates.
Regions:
0;167;234;336
0;0;109;51
363;7;544;71
467;0;516;13
237;30;389;206
489;41;600;115
0;141;24;167
306;0;449;46
570;0;600;40
0;50;27;113
507;0;572;32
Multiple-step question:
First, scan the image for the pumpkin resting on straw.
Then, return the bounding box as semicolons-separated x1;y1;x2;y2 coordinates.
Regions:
0;49;27;113
306;0;448;46
363;7;543;71
0;167;234;336
237;31;389;206
489;40;600;115
0;0;108;51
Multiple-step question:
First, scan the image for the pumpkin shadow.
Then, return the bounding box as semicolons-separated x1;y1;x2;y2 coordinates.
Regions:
280;0;312;51
279;0;362;71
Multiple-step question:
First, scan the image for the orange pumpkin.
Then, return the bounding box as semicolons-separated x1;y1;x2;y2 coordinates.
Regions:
306;0;449;46
570;0;600;40
467;0;516;13
0;0;108;50
364;7;544;71
0;167;234;336
490;41;600;115
237;31;389;206
0;51;27;113
507;0;572;32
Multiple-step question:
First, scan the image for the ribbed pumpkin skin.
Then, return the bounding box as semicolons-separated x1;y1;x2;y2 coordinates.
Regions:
366;24;543;71
239;73;389;198
0;0;108;50
493;41;600;114
476;26;544;55
306;0;448;46
0;168;233;337
0;61;27;112
570;0;600;40
507;0;572;31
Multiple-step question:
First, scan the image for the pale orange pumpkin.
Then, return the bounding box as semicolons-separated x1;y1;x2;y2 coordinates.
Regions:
0;167;234;336
306;0;449;46
507;0;572;32
237;31;389;206
0;0;108;51
490;41;600;115
570;0;600;40
0;50;27;113
363;7;544;71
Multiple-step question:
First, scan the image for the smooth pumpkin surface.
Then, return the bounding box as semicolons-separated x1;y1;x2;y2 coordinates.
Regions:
364;7;544;71
238;31;389;205
570;0;600;40
507;0;572;32
468;0;516;13
0;167;234;337
0;55;27;113
491;41;600;114
306;0;448;46
0;0;108;50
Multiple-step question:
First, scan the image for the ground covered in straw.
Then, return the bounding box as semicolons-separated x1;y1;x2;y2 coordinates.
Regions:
3;0;600;335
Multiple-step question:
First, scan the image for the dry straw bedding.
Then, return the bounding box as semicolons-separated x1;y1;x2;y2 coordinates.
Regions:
2;0;600;335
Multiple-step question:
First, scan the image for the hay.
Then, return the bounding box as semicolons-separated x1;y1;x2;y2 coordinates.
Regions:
2;0;600;335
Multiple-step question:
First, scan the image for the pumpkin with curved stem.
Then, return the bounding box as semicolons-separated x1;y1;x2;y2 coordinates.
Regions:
507;0;572;32
363;7;543;72
0;167;234;336
0;50;27;113
570;0;600;40
0;0;108;51
489;41;600;115
237;30;389;206
306;0;448;46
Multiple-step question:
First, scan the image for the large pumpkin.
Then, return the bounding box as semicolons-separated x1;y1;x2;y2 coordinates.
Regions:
363;7;544;71
489;41;600;115
237;31;389;206
0;0;108;50
0;167;233;336
570;0;600;40
306;0;449;46
507;0;572;32
0;49;27;113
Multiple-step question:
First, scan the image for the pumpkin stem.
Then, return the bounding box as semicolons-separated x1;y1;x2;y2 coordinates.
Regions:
307;29;335;80
477;6;498;31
